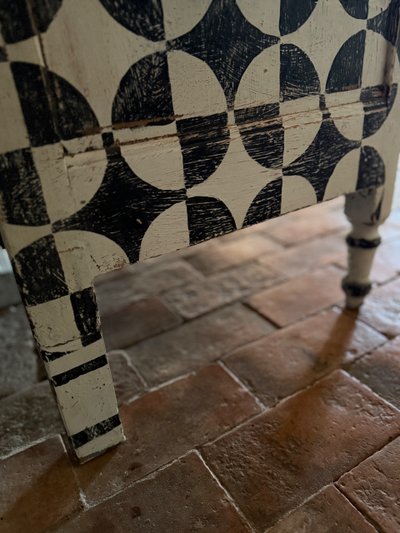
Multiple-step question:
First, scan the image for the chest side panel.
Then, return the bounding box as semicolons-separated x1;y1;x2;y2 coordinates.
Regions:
0;0;399;275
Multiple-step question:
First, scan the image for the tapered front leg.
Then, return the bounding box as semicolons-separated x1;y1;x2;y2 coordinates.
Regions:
342;187;385;309
11;237;125;463
36;290;124;463
29;290;124;462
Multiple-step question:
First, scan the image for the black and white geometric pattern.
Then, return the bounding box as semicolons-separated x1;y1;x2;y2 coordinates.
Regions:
0;0;399;460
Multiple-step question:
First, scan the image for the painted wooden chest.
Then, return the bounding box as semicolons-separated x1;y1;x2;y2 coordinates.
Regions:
0;0;399;461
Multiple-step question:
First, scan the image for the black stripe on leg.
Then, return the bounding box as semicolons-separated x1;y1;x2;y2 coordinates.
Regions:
41;349;71;362
51;354;108;387
71;414;121;449
70;287;101;347
346;235;381;249
342;279;372;298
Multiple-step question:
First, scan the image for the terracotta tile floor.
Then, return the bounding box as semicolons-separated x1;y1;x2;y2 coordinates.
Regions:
1;178;400;532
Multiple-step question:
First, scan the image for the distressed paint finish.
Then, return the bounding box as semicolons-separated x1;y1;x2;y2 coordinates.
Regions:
0;0;399;461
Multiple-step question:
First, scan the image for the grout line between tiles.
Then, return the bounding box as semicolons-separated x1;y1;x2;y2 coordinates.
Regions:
261;484;339;533
78;488;90;511
333;430;400;533
120;298;277;354
0;435;55;461
195;449;256;533
263;225;348;248
202;366;399;450
218;360;267;411
110;349;149;389
335;484;386;533
343;371;400;414
125;368;200;403
78;449;197;510
243;299;345;331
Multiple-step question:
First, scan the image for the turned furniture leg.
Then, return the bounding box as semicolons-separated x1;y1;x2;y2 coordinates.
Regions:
11;242;125;462
342;187;386;309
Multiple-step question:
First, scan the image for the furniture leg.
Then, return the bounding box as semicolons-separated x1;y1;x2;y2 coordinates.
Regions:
342;187;387;309
11;244;124;462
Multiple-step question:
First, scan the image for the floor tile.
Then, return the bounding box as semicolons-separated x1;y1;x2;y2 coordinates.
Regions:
0;436;81;533
102;297;182;350
225;308;386;406
108;350;145;403
0;266;20;309
127;303;275;386
259;234;346;278
0;382;63;459
353;277;400;338
262;204;348;246
349;337;400;410
96;260;201;316
267;485;376;533
380;222;400;241
247;266;344;327
202;370;400;531
75;364;260;505
0;305;37;398
59;452;250;533
187;234;283;275
164;261;282;320
338;436;400;533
